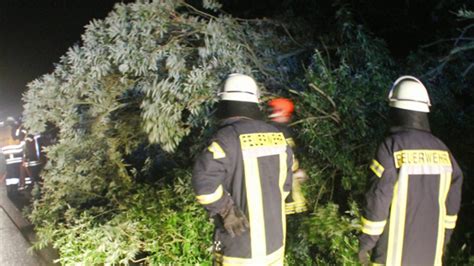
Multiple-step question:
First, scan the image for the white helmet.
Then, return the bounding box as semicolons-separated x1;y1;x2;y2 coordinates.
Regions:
219;73;260;103
388;75;431;113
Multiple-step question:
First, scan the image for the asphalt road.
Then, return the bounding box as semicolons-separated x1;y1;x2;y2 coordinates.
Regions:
0;184;55;265
0;207;41;265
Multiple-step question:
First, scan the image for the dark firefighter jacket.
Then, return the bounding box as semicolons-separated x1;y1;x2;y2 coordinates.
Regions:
192;117;293;265
24;134;46;179
0;150;6;176
270;122;307;214
24;135;44;165
2;142;24;179
360;127;463;266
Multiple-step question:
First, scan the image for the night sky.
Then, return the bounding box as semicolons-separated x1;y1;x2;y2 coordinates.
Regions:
0;0;460;119
0;0;132;119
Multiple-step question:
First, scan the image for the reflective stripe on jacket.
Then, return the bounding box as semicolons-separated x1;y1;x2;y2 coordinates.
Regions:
2;143;24;179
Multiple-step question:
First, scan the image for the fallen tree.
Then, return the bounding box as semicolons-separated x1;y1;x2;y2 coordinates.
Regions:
22;0;473;264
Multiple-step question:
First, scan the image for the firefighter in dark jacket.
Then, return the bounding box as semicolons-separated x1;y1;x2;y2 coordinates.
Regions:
192;74;293;265
268;98;308;214
359;76;463;266
23;133;46;183
0;150;5;182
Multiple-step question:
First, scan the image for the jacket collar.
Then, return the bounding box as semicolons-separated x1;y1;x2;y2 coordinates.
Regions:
219;116;252;127
389;126;431;134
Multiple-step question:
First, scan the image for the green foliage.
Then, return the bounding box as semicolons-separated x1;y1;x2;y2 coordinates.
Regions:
283;10;395;265
306;202;360;265
32;172;213;265
284;203;361;266
457;9;474;19
292;8;394;201
284;215;313;266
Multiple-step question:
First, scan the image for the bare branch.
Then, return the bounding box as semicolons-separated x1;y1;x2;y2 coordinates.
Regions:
421;37;474;49
280;22;305;48
182;1;218;20
462;63;474;77
454;24;474;46
309;83;337;109
291;112;341;125
130;257;148;263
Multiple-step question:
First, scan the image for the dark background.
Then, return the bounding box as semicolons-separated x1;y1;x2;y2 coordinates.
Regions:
0;0;133;118
0;0;466;119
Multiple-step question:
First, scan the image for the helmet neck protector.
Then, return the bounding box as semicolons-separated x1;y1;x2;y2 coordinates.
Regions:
216;100;263;121
389;107;430;132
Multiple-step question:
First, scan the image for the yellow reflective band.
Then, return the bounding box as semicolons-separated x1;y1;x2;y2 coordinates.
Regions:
286;137;296;148
217;245;285;265
291;179;305;201
196;185;223;205
292;156;299;172
445;214;457;223
286;202;307;214
279;152;288;246
394;150;451;168
361;217;387;227
361;217;387;236
370;262;384;266
293;201;307;207
387;166;409;266
240;132;286;149
285;202;295;210
444;221;456;229
294;206;308;213
434;172;452;265
445;215;457;229
208;142;226;159
243;157;266;258
370;159;384;178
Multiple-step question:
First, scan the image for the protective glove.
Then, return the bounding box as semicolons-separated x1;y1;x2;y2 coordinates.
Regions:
358;233;378;265
358;249;369;266
221;205;250;238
